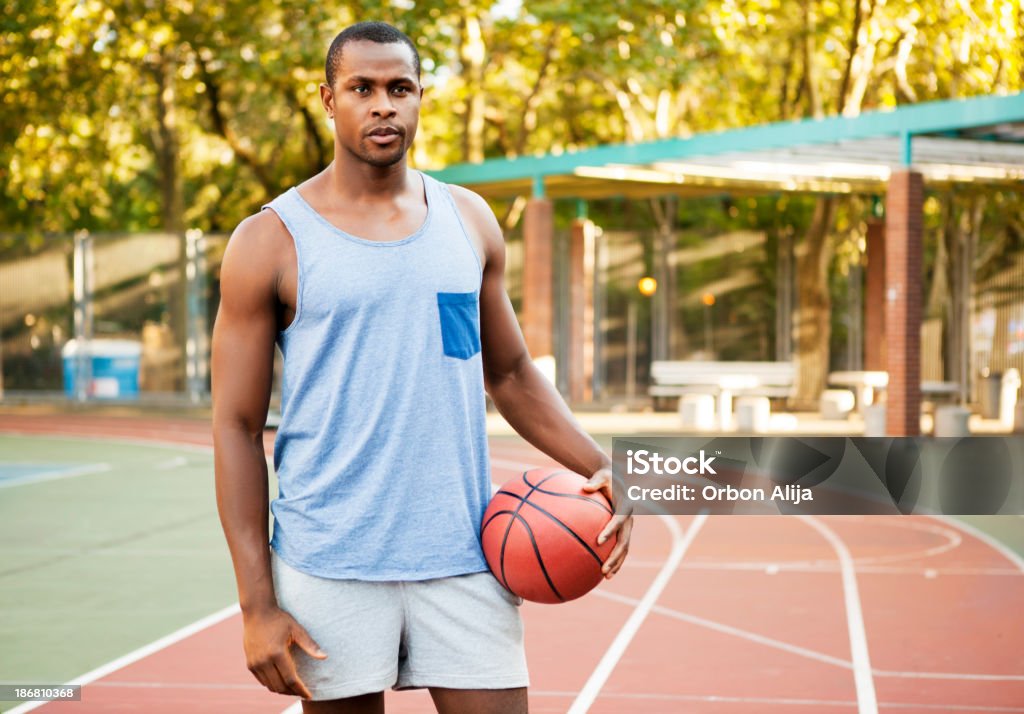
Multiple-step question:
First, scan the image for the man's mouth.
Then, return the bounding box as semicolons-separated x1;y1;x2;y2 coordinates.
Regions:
368;127;401;145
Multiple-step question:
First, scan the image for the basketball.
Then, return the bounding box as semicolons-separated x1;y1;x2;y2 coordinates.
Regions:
481;468;616;604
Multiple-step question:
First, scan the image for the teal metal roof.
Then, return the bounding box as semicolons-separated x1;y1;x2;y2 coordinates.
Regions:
427;93;1024;199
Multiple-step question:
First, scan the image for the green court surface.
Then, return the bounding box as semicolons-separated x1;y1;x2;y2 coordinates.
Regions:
0;434;252;702
958;514;1024;561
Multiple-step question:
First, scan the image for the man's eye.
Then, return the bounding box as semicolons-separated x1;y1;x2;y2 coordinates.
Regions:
353;86;368;94
393;86;409;95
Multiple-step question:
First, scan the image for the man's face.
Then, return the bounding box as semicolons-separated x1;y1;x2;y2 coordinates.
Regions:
321;40;423;169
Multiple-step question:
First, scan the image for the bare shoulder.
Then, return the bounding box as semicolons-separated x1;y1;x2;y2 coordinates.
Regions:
447;184;504;262
225;209;289;259
221;209;293;303
223;209;291;274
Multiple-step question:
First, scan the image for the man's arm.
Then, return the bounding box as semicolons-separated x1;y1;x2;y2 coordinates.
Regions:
211;212;324;698
452;187;632;578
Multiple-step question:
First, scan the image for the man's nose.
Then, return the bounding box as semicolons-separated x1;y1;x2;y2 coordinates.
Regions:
371;92;397;118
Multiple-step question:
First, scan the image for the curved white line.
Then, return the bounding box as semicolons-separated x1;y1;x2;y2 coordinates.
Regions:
0;429;217;455
598;589;1024;681
0;462;111;488
931;515;1024;573
567;513;708;714
801;516;878;714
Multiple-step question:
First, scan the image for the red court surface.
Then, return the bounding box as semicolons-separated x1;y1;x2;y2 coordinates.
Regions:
4;414;1023;713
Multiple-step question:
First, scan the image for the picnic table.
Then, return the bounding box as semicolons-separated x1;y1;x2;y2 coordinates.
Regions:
828;370;959;413
650;361;795;429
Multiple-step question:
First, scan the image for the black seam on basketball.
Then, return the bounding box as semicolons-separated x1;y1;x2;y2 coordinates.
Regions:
498;471;546;593
522;470;612;515
481;508;517;535
522;470;571;490
496;490;605;567
514;513;565;602
533;488;613;515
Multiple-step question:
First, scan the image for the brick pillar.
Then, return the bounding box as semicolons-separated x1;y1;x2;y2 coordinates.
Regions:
568;218;595;403
885;171;924;436
522;197;554;359
864;220;886;371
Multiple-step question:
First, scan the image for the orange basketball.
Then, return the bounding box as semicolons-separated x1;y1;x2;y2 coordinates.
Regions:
481;468;616;604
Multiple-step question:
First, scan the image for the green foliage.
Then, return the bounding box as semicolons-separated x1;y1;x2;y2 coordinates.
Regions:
1;0;1022;236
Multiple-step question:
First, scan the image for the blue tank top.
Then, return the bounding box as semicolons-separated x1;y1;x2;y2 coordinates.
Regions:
263;171;492;580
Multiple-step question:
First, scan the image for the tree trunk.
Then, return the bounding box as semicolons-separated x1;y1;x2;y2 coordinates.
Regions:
789;0;879;408
791;196;838;409
151;50;187;391
460;14;486;163
153;53;184;233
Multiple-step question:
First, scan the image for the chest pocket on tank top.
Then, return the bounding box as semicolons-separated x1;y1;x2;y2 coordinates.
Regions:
437;291;481;359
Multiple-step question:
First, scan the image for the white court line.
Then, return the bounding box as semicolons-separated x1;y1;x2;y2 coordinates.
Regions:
0;429;218;455
563;690;1024;712
597;589;1024;681
600;517;964;570
154;456;189;470
801;516;878;714
566;513;708;714
595;588;852;668
623;559;1024;576
0;462;111;489
81;681;261;690
6;603;241;714
933;515;1024;574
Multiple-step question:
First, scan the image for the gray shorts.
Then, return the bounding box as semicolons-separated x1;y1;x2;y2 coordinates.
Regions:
271;550;529;700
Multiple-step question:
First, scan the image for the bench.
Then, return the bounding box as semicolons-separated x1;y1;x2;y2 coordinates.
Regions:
650;361;796;428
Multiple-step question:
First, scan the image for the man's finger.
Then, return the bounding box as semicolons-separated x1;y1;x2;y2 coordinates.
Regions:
584;479;615;511
602;518;633;577
608;548;629;577
601;539;628;575
248;665;270;691
275;656;313;700
293;625;328;660
597;513;629;545
261;661;287;694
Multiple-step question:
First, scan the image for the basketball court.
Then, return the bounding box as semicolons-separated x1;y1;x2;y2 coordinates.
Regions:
2;412;1022;713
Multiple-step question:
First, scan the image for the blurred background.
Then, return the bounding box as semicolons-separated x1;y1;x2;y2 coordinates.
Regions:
1;0;1022;416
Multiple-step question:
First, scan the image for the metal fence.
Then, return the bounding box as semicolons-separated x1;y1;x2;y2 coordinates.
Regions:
0;231;227;403
1;226;1021;407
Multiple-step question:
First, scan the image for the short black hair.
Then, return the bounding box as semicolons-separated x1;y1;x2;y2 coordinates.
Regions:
325;22;421;88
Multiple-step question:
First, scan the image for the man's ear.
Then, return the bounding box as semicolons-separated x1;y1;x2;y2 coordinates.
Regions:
319;83;334;115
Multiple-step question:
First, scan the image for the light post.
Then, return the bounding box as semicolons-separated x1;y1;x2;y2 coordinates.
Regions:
702;291;715;356
627;276;657;404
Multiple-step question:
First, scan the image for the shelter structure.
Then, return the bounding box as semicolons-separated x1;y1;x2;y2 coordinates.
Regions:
429;93;1024;436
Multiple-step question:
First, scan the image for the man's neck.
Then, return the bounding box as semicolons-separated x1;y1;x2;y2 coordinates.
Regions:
325;153;411;202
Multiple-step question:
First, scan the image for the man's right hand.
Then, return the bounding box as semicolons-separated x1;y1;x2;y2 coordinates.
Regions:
243;606;327;699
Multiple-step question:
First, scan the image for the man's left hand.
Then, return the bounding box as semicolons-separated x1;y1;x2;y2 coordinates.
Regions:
583;466;633;579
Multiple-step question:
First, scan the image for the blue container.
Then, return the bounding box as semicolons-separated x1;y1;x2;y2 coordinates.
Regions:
62;339;142;399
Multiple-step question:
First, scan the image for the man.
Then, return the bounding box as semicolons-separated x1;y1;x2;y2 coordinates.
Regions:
212;21;632;714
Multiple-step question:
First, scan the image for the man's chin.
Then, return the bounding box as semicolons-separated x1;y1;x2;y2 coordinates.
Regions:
359;144;406;168
366;156;404;168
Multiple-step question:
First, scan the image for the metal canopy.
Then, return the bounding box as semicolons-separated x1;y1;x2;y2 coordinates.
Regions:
427;93;1024;199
